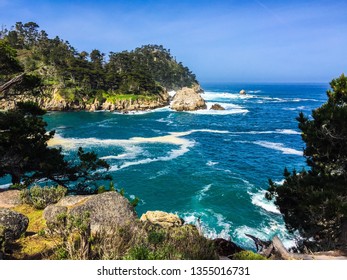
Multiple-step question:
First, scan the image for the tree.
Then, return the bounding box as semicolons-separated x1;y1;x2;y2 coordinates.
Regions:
0;102;111;193
0;39;41;98
267;74;347;251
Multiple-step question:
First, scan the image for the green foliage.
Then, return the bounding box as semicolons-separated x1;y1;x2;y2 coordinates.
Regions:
0;225;6;257
119;188;125;196
0;39;23;77
49;214;217;260
130;197;140;208
51;211;91;260
267;74;347;251
20;185;67;209
0;102;112;193
97;186;106;194
232;250;267;260
1;23;198;105
109;181;115;192
147;229;166;246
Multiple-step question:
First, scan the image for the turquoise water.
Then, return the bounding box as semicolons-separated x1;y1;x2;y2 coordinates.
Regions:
2;83;329;249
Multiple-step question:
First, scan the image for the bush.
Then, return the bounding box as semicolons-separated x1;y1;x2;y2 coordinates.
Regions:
48;212;218;260
232;250;267;260
20;185;67;209
0;225;6;258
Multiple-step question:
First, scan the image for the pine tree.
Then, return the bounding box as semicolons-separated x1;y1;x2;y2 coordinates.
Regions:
267;74;347;251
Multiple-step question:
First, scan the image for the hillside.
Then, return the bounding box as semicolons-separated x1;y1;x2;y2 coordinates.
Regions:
0;22;199;111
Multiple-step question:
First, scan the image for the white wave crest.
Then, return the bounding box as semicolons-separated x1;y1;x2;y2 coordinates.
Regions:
207;161;218;166
49;129;230;171
181;210;232;240
254;141;303;156
196;184;212;201
201;91;255;101
101;145;143;160
235;129;300;135
187;107;249;115
248;190;280;214
0;183;11;189
275;129;301;135
109;140;194;171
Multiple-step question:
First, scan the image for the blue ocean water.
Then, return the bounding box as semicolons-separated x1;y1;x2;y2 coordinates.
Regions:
1;83;330;249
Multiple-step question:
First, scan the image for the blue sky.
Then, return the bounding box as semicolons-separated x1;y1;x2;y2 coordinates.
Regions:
0;0;346;83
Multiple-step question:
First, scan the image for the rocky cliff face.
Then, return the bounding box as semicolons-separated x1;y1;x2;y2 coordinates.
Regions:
0;87;170;112
170;86;207;111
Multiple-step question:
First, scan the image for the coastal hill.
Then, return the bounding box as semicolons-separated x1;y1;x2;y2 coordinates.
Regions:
0;22;200;111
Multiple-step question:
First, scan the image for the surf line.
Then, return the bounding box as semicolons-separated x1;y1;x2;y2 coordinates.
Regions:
48;129;230;170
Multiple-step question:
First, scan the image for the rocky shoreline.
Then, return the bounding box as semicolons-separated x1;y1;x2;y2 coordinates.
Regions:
0;189;242;260
2;189;346;260
0;84;210;113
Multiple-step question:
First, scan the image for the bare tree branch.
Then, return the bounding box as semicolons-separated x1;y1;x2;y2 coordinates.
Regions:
0;73;25;95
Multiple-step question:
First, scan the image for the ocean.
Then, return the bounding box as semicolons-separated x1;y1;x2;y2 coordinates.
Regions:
1;82;329;250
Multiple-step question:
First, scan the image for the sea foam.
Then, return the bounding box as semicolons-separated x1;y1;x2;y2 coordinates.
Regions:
254;141;303;156
49;129;230;171
248;190;280;214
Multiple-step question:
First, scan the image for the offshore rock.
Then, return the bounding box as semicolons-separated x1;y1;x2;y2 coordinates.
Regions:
0;208;29;241
239;89;246;95
210;103;225;110
170;87;207;111
43;192;137;233
140;211;183;228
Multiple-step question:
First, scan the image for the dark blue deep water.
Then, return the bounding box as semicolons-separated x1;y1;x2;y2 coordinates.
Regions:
1;83;330;249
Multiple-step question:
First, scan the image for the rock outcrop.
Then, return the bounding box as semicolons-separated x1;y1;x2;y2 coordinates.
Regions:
0;190;21;208
170;87;207;111
210;103;225;110
0;87;170;112
0;208;29;241
140;210;183;228
44;191;137;233
239;89;246;95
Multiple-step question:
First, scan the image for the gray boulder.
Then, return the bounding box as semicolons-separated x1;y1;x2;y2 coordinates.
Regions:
0;208;29;241
43;192;137;233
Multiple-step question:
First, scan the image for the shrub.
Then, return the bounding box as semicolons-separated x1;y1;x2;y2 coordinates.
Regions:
0;225;6;258
232;250;267;260
20;185;67;209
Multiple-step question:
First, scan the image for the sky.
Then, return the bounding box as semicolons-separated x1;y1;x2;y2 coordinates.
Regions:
0;0;346;83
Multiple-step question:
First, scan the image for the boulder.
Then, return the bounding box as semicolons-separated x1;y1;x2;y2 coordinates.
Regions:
43;192;137;233
140;211;183;228
0;190;21;208
0;208;29;241
210;103;225;110
239;89;246;95
170;87;207;111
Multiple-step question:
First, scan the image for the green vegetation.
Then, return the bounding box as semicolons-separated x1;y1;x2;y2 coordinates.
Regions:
0;102;111;193
267;74;347;252
20;185;67;209
232;250;267;260
0;22;198;106
48;213;217;260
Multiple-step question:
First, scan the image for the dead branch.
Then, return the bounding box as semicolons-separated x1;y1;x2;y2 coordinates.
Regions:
0;73;25;95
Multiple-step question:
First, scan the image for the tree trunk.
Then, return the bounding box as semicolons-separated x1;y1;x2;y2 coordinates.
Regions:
10;173;21;185
339;217;347;251
0;73;25;95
